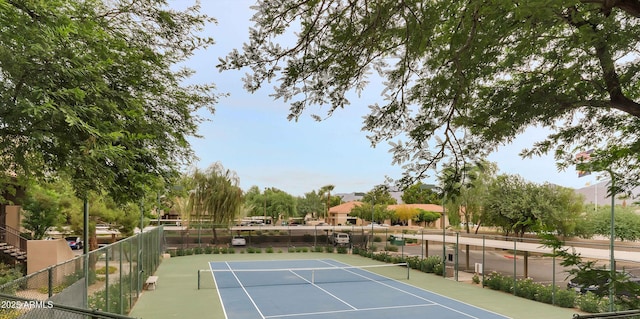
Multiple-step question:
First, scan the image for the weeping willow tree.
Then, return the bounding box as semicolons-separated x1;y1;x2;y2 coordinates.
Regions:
185;163;243;244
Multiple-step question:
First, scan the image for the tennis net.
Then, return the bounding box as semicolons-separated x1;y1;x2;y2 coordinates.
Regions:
198;263;409;289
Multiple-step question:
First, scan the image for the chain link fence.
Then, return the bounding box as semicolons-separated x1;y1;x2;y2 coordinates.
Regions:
0;226;163;318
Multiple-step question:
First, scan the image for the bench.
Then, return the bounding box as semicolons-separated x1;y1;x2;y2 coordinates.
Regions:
145;276;159;290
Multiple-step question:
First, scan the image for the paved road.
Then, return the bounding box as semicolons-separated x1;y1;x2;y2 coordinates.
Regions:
389;235;640;286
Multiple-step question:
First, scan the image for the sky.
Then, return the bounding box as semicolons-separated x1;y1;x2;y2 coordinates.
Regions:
173;0;595;197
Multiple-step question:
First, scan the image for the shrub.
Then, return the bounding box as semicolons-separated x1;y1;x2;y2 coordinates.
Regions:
432;263;444;276
314;246;324;253
422;256;442;273
193;247;203;255
576;292;605;313
88;274;133;313
373;236;382;242
288;247;296;253
514;278;539;300
534;285;553;304
405;256;421;270
324;246;334;253
555;289;577;308
336;247;348;254
485;272;510;291
472;274;480;284
96;266;117;275
384;245;398;252
204;246;213;254
266;247;274;253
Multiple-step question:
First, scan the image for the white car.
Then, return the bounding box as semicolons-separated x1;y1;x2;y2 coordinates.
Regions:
231;236;246;246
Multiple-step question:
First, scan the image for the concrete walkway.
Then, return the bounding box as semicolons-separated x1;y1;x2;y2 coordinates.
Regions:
398;233;640;262
129;252;583;319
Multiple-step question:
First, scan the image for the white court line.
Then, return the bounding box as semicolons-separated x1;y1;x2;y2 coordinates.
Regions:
264;303;438;318
209;262;230;319
317;260;485;319
288;270;358;310
223;261;267;319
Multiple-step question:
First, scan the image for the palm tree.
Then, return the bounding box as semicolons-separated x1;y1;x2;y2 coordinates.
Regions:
186;163;243;244
319;184;335;220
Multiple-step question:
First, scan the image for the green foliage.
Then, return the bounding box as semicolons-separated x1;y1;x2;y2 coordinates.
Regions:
422;256;442;274
95;266;117;275
401;183;439;204
576;292;606;313
483;175;584;237
220;0;640;192
485;272;512;292
555;289;577;308
0;0;219;203
21;184;63;239
384;245;398;252
185;163;243;231
89;274;133;313
587;205;640;241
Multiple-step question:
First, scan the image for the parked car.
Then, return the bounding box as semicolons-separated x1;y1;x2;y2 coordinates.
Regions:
328;232;350;246
568;270;640;297
65;236;83;250
231;236;246;246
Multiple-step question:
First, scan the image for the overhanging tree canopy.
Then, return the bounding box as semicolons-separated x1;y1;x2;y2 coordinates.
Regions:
219;0;640;191
0;0;218;202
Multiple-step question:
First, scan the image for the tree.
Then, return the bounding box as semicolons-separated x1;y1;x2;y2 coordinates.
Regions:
185;163;243;244
392;205;419;226
401;183;439;204
588;205;640;241
483;174;537;237
296;190;323;218
414;209;441;228
349;202;393;224
484;174;585;237
21;184;63;239
0;0;219;203
319;185;335;219
362;185;397;205
264;187;297;223
219;1;640;191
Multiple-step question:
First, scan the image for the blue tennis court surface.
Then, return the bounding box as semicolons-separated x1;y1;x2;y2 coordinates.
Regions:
208;259;511;319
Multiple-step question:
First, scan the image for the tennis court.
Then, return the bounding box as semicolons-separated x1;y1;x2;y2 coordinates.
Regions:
204;259;511;319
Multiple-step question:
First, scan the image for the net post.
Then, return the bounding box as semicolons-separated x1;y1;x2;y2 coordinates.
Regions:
406;263;410;280
197;270;201;290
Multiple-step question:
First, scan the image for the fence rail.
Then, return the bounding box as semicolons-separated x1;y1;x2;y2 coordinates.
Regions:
0;292;136;319
0;226;164;318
